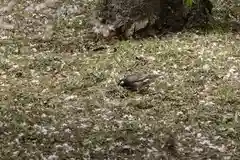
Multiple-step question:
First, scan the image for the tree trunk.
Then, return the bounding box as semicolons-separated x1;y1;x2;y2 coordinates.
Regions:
91;0;213;39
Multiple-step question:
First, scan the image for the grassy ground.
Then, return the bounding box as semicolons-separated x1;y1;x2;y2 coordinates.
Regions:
0;0;240;159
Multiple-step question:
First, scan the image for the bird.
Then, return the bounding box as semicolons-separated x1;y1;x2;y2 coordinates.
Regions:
118;73;160;91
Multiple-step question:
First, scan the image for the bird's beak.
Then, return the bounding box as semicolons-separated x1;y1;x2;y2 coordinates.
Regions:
118;80;124;86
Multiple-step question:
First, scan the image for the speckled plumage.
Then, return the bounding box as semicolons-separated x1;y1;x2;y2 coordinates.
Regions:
118;73;159;91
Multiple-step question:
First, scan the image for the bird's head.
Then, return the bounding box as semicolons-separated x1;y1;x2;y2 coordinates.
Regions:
118;79;125;87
